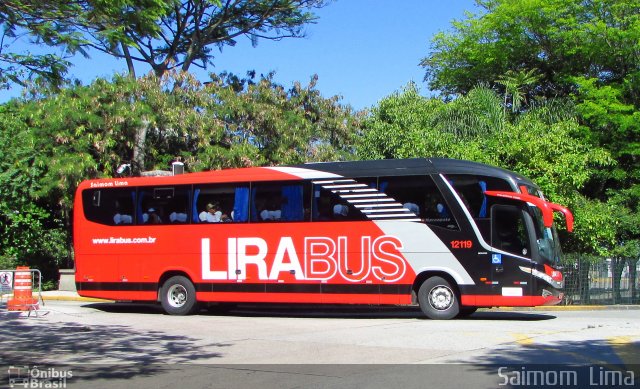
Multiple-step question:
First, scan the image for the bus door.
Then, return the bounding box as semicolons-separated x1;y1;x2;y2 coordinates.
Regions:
489;205;535;303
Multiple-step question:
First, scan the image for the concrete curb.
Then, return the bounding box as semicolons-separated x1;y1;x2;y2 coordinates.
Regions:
482;305;640;312
41;295;114;303
38;292;640;310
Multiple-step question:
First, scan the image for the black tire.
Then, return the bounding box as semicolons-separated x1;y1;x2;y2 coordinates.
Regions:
160;275;198;315
456;307;478;318
417;276;460;320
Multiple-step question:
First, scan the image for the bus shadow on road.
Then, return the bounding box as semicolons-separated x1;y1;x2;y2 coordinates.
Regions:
461;310;557;321
83;302;165;314
83;302;556;321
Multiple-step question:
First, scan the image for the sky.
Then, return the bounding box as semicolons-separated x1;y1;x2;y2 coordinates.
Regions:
2;0;478;110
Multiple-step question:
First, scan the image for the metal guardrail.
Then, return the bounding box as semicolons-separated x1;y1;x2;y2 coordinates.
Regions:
0;268;45;317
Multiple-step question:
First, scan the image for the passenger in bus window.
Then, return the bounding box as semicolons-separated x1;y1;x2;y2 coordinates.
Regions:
145;208;163;224
260;208;281;220
425;197;447;219
199;203;222;222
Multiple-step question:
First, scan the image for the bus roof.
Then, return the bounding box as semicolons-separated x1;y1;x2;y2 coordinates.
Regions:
77;158;535;190
299;158;533;185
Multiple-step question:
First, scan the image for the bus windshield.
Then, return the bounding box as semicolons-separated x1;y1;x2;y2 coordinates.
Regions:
520;185;568;266
529;206;563;265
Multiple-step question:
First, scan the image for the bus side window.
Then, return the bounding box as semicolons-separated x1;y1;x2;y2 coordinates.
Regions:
82;188;135;226
193;185;238;223
378;175;458;230
311;183;367;222
251;182;310;222
137;186;190;225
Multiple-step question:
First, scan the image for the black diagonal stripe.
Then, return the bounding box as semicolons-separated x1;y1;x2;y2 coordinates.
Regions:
77;281;413;295
76;282;158;291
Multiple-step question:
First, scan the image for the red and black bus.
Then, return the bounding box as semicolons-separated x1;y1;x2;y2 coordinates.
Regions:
74;158;572;319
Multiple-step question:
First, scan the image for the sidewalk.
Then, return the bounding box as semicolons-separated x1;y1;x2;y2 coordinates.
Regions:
40;290;114;302
36;290;640;310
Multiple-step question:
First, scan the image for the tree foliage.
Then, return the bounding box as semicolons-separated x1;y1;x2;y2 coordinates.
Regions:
0;102;68;275
420;0;640;292
0;0;173;87
356;84;612;253
422;0;640;98
0;70;358;269
93;0;328;77
1;0;81;87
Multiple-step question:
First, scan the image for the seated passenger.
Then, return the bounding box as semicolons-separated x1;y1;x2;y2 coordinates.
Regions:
199;202;222;223
258;197;282;221
144;207;162;224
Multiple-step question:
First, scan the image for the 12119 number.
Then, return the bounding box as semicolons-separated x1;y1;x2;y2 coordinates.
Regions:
450;240;473;249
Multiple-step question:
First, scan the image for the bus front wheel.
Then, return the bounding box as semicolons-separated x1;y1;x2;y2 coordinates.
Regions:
160;275;198;315
418;276;460;320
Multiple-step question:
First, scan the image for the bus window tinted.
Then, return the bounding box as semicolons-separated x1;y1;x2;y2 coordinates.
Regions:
252;182;310;222
83;188;136;226
377;175;458;229
312;181;367;222
447;175;512;218
137;186;190;225
193;185;242;223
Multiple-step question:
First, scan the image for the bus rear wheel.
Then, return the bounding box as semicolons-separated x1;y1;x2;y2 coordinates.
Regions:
161;275;198;315
418;276;460;320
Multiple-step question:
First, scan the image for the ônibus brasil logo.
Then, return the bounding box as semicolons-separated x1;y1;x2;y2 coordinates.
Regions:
8;366;72;388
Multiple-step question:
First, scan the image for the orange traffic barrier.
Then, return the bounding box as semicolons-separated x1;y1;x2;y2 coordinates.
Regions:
7;266;39;311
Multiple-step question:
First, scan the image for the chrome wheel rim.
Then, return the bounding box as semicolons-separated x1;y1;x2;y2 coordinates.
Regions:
428;285;454;311
167;284;188;308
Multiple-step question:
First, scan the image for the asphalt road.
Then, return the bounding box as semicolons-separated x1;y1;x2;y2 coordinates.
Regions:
1;301;639;388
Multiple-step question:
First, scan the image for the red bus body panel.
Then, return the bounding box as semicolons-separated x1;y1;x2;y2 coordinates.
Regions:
74;162;567;309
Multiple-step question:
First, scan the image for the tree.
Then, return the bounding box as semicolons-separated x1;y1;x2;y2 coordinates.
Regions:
495;69;540;113
420;0;640;190
421;0;640;99
356;85;612;254
81;0;326;78
0;70;359;274
0;0;83;88
76;0;327;170
421;0;640;302
0;0;173;88
0;101;69;279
